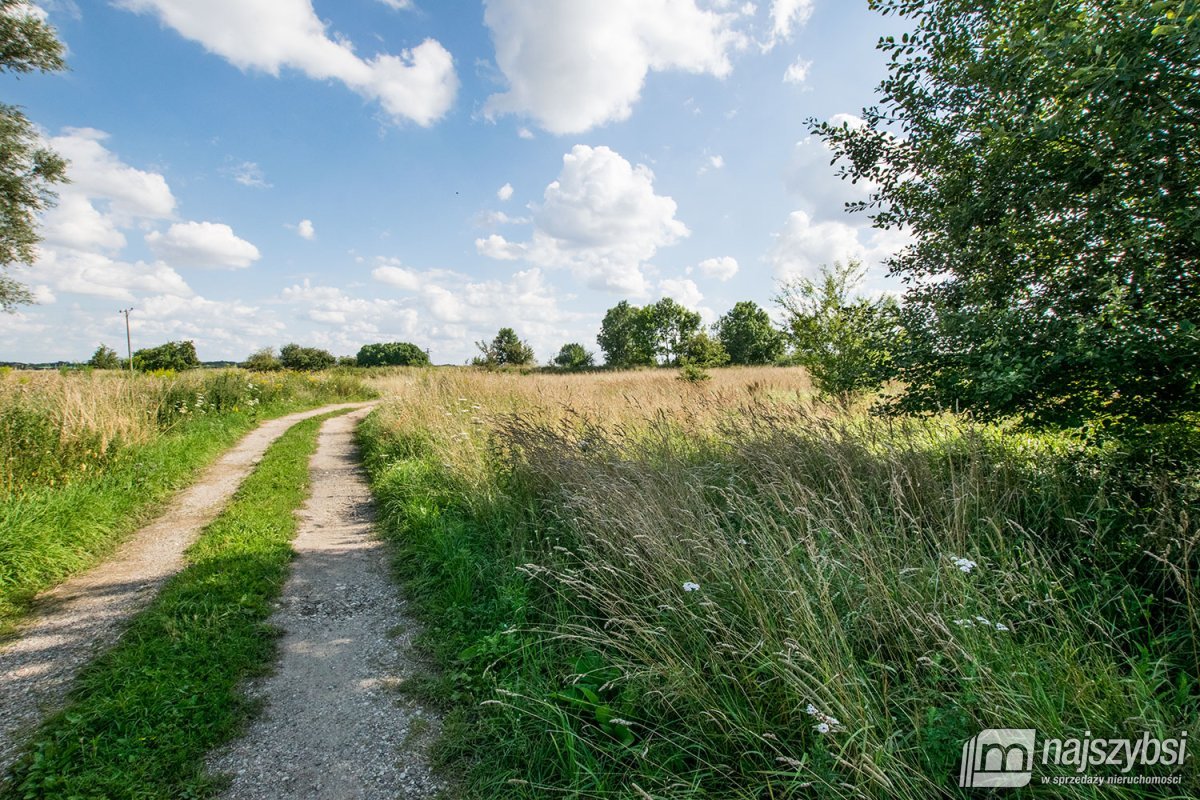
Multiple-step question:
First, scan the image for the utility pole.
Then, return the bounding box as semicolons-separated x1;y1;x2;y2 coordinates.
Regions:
118;308;133;374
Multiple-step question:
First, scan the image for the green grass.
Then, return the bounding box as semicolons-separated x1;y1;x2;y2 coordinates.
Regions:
0;374;373;631
357;404;1200;799
0;410;346;799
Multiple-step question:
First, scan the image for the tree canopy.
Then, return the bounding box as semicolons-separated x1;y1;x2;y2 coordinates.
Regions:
279;343;335;371
356;341;430;367
714;301;785;365
815;0;1200;426
475;327;535;367
133;341;200;372
0;1;68;311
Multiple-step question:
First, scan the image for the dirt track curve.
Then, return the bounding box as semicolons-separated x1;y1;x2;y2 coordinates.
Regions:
0;402;375;774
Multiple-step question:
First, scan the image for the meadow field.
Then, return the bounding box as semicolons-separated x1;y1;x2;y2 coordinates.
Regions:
0;365;1195;798
357;366;1199;798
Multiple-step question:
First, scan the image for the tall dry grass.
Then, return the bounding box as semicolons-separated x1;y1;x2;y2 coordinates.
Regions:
361;367;1199;798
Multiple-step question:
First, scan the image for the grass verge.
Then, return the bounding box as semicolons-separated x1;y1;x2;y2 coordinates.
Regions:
357;373;1199;799
0;410;346;799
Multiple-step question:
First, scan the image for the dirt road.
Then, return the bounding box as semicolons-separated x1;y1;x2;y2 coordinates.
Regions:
0;402;374;774
208;408;441;799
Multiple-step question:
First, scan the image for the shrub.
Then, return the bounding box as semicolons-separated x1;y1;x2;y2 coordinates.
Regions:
356;341;430;367
679;331;729;368
776;260;899;402
552;343;595;371
132;341;200;372
241;347;282;372
279;343;335;372
87;344;122;370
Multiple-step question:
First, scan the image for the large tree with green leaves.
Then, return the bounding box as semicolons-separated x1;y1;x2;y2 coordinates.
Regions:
596;300;656;368
814;0;1200;426
0;1;68;311
645;298;701;366
475;327;535;367
714;301;786;365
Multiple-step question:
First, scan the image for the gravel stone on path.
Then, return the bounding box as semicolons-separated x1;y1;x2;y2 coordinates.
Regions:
0;402;375;776
208;408;443;800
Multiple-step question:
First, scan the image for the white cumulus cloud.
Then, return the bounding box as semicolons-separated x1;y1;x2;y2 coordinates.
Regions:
695;256;739;281
146;221;261;269
297;219;315;240
115;0;458;126
497;182;514;201
483;0;747;134
475;144;688;294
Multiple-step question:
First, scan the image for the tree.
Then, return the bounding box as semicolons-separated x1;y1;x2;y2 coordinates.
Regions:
279;343;335;371
132;340;200;372
87;344;120;370
645;298;701;366
475;327;534;367
0;3;68;311
242;347;282;371
552;342;595;370
356;341;430;367
813;0;1200;426
714;301;785;365
679;331;729;367
776;261;899;402
596;301;656;368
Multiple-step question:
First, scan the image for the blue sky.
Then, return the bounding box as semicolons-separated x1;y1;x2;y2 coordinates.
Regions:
3;0;909;364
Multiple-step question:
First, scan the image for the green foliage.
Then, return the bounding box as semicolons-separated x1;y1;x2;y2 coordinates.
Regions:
645;297;701;366
0;1;68;311
241;346;281;371
86;344;121;370
679;331;728;367
359;402;1199;798
714;300;785;365
2;413;340;798
776;261;899;401
552;342;595;371
597;298;703;367
131;340;200;372
474;327;535;367
356;341;430;367
596;300;656;368
814;0;1200;427
279;342;335;371
677;362;712;383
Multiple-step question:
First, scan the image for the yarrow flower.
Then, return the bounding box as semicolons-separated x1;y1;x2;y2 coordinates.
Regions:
805;702;843;734
682;581;701;592
948;554;978;573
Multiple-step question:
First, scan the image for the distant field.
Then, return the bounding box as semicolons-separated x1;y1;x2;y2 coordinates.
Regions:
359;366;1199;798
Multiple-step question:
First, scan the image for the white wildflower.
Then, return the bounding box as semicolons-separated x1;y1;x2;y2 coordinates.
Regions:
805;704;818;715
815;722;831;734
949;555;977;573
682;581;701;592
995;622;1009;632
